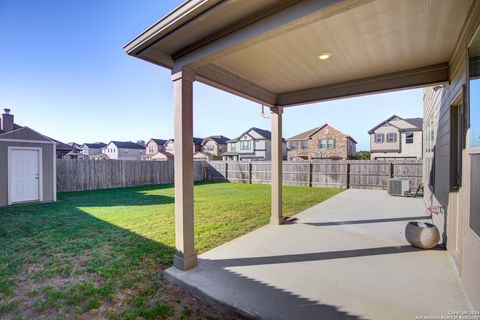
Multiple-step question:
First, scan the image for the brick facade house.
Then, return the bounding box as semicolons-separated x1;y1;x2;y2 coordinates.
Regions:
287;124;357;160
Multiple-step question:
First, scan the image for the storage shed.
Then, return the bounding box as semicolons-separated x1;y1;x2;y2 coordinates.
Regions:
0;109;56;206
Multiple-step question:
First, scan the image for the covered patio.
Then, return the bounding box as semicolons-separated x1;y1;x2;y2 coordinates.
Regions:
165;189;470;319
124;0;480;315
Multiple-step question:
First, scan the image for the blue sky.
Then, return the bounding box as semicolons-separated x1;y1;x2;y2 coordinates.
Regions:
0;0;423;151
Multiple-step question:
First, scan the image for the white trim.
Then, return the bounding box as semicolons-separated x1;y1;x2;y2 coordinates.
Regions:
0;138;55;144
7;146;43;205
469;147;480;154
53;146;57;202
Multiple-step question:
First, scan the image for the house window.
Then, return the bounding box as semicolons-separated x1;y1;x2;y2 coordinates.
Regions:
375;133;384;143
319;139;327;149
327;139;336;149
290;141;297;150
230;144;236;151
301;141;308;149
406;132;414;144
386;132;397;143
319;139;335;149
240;140;251;150
149;147;154;153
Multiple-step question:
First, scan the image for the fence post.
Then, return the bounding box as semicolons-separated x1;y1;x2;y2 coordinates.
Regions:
203;161;208;182
345;162;350;189
387;162;394;178
225;162;228;182
248;162;252;184
308;161;313;187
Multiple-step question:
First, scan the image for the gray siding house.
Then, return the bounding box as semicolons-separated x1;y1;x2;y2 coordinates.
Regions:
222;127;286;161
80;142;107;157
0;109;56;207
369;115;423;160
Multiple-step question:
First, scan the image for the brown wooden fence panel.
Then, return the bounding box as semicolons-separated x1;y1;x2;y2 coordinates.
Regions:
58;159;422;192
56;159;204;192
206;160;422;190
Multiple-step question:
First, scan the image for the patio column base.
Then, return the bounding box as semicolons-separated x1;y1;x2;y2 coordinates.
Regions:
174;252;198;271
270;216;284;225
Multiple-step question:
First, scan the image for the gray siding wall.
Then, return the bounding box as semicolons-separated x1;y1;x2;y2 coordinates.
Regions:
423;2;480;309
0;141;55;207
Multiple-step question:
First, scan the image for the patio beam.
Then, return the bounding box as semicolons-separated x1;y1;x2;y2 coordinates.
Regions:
277;63;449;106
172;0;368;72
172;68;197;271
270;106;283;225
195;64;277;107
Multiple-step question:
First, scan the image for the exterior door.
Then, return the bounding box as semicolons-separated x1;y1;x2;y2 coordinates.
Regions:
10;149;40;203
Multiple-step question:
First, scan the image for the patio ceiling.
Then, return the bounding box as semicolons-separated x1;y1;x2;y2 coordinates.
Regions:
125;0;474;106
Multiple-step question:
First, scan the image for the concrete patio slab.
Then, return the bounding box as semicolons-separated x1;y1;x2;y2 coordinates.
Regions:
165;189;471;320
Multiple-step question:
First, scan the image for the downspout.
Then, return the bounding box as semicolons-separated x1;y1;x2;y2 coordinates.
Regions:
260;104;272;119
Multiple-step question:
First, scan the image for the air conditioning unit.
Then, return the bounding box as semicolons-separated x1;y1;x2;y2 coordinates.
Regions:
388;178;410;196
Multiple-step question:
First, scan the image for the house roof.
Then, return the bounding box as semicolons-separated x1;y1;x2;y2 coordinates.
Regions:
82;142;107;149
202;135;230;145
403;117;423;129
150;151;174;159
287;126;327;141
149;138;168;146
53;139;78;152
287;124;357;144
368;115;423;134
193;137;204;145
228;127;284;143
108;141;145;149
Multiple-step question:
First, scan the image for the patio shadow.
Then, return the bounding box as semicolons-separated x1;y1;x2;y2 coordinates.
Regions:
300;215;432;227
201;244;436;268
168;245;438;320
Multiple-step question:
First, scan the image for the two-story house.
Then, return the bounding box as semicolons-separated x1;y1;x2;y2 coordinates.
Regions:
287;124;357;160
144;138;173;160
222;127;286;161
101;141;146;160
369;115;423;160
196;135;230;160
80;142;107;157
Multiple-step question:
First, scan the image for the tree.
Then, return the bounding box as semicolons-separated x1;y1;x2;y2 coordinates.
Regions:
136;140;146;147
356;151;371;160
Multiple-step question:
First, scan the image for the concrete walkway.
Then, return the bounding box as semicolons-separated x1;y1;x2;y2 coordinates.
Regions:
166;189;471;320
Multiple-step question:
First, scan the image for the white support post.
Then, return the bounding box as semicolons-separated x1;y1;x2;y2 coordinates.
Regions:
270;106;283;225
172;68;197;270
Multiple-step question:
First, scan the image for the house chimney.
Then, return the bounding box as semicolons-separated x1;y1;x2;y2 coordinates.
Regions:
1;108;14;132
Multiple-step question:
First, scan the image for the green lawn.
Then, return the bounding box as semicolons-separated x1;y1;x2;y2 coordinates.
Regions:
0;182;342;319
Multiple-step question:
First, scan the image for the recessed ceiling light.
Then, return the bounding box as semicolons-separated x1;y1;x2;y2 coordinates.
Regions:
317;52;332;60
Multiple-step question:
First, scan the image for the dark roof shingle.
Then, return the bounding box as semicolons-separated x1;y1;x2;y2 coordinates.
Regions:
109;141;145;149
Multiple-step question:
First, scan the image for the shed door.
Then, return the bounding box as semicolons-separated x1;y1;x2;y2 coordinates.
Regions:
10;149;40;203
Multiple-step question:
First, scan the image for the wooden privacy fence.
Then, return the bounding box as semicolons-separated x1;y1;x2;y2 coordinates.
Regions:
56;159;206;192
206;160;422;190
56;159;422;192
